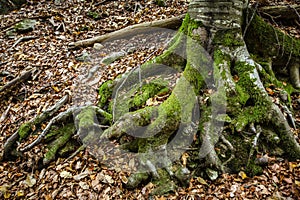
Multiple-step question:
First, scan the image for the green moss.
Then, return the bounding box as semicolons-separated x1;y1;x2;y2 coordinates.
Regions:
155;0;166;7
183;58;206;95
232;61;272;131
213;49;231;77
136;73;199;156
153;32;186;71
252;56;295;105
129;81;170;109
184;20;213;94
213;29;244;47
44;126;61;142
126;172;149;189
98;80;114;109
87;11;101;20
183;13;203;37
213;50;249;113
43;123;75;165
58;140;79;157
111;78;170;121
18;122;32;140
77;107;96;129
179;13;192;34
151;169;177;195
245;12;300;59
137;95;181;153
14;19;37;33
225;133;253;173
245;161;263;177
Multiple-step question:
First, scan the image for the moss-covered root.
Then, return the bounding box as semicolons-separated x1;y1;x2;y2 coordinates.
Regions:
269;104;300;159
100;106;155;140
290;60;300;89
2;95;69;161
244;12;300;88
126;166;187;195
199;120;225;173
43;123;76;165
232;45;300;159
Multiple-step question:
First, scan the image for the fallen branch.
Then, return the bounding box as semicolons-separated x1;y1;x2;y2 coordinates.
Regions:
0;67;36;95
68;15;185;49
10;35;38;49
0;15;52;32
259;4;300;20
0;61;9;66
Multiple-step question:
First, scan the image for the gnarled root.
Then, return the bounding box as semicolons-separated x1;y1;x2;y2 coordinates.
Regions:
2;94;69;160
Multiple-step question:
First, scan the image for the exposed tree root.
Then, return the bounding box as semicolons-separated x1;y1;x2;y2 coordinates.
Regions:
20;106;76;152
3;5;300;195
9;35;38;49
2;94;69;160
269;104;300;158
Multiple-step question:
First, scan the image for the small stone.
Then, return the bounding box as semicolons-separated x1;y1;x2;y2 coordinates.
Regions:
93;43;104;50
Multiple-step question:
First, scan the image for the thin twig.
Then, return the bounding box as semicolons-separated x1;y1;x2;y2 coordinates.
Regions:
243;3;258;38
283;105;296;129
220;134;235;166
4;95;69;154
289;5;300;22
94;0;113;7
285;39;293;68
64;145;86;162
0;61;9;66
247;125;262;166
0;104;11;123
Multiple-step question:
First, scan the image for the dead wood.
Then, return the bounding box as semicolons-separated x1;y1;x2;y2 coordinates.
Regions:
10;35;38;49
259;5;300;20
0;67;36;95
68;15;185;49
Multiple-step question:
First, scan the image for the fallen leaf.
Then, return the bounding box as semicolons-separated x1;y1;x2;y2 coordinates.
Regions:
24;174;36;187
239;171;248;180
283;177;293;184
79;181;89;190
197;177;208;185
59;171;72;178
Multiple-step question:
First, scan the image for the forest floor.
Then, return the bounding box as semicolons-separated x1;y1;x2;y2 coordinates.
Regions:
0;0;300;199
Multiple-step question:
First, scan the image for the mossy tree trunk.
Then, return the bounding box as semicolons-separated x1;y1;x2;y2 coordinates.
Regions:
83;0;300;193
3;0;300;195
97;0;300;193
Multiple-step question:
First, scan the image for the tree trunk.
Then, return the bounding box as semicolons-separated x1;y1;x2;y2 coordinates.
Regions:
3;0;300;195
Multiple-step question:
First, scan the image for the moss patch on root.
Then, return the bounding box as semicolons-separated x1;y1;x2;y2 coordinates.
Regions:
230;61;272;131
43;123;75;165
98;80;114;109
18;122;33;141
245;12;300;59
77;107;97;129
